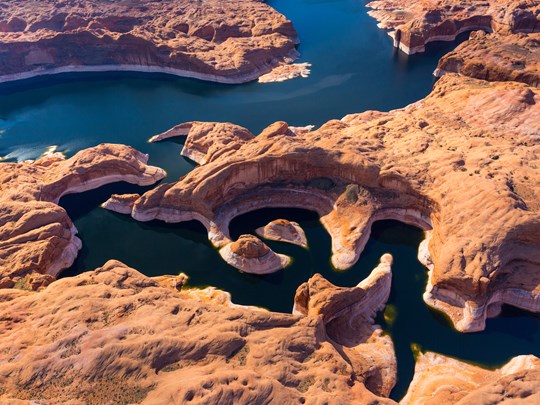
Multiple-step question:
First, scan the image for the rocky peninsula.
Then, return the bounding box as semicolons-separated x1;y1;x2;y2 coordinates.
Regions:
108;73;540;333
0;144;165;289
0;0;300;84
367;0;540;54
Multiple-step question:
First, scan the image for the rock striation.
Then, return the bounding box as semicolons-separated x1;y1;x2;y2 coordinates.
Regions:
0;144;165;289
256;219;308;248
219;234;291;274
0;0;300;84
402;352;540;404
149;121;255;165
106;74;540;332
366;0;540;54
294;254;396;397
0;259;397;404
435;31;540;87
101;193;141;214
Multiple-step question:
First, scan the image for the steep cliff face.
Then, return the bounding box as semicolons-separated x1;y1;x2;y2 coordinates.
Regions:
0;259;398;404
0;0;299;83
107;75;540;332
435;31;540;87
366;0;540;54
0;144;165;288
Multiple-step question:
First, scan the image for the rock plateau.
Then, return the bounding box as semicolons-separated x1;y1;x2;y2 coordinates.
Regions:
0;0;300;83
367;0;540;54
435;31;540;87
0;258;398;404
1;0;540;402
402;352;540;404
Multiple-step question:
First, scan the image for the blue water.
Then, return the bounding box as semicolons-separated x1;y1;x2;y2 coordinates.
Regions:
0;0;537;400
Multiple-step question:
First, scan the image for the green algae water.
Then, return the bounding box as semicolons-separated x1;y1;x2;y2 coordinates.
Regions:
0;0;538;400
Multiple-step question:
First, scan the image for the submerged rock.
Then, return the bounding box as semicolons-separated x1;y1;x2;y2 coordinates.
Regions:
258;62;312;83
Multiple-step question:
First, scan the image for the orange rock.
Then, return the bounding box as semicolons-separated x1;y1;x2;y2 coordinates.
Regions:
435;32;540;87
219;235;290;274
0;0;299;84
109;75;540;332
366;0;540;54
0;260;398;404
0;144;165;287
101;193;141;214
230;234;271;258
256;219;308;248
402;352;540;404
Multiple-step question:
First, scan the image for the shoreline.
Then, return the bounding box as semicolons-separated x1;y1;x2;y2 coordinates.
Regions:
0;50;301;86
388;25;493;55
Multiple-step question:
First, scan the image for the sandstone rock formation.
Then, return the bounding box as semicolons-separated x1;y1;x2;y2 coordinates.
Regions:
366;0;540;54
435;31;540;87
0;144;165;289
258;62;312;83
402;352;540;404
101;193;141;214
0;0;300;84
0;259;397;404
256;219;308;248
219;234;291;274
152;273;188;292
106;74;540;332
294;253;396;397
149;121;255;165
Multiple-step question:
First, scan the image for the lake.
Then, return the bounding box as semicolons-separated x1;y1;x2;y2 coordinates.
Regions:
0;0;537;400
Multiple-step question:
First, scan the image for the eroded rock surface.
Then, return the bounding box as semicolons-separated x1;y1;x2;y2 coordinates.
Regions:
219;234;291;274
101;193;141;214
435;31;540;87
0;0;299;83
0;144;165;288
0;259;397;404
149;121;255;165
402;352;540;404
107;74;540;332
256;219;308;248
367;0;540;54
